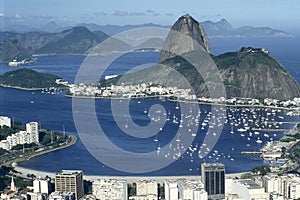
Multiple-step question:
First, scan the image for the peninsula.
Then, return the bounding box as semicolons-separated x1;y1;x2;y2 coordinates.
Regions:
66;15;300;111
0;117;77;167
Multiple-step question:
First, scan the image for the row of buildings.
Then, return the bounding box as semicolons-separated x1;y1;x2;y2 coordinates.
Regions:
67;81;300;109
68;82;196;100
2;163;300;200
0;116;39;150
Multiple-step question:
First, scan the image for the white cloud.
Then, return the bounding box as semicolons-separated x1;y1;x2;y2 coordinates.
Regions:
0;13;4;17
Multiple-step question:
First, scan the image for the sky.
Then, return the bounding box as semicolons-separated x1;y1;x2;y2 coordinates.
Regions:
1;0;300;32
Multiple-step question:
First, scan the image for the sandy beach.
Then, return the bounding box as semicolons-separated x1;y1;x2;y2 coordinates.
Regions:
13;163;247;183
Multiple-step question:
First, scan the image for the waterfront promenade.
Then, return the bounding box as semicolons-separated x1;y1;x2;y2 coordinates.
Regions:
13;164;245;184
2;134;77;167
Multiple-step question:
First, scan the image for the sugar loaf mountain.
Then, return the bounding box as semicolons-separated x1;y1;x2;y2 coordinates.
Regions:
115;14;300;101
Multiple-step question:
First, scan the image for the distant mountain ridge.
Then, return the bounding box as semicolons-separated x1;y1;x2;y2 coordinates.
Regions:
77;19;291;38
0;38;33;63
0;26;131;59
0;16;292;64
1;18;291;38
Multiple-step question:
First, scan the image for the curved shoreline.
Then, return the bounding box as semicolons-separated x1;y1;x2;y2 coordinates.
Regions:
13;164;248;183
0;84;66;91
68;93;299;111
0;84;47;91
1;85;299;110
3;135;77;167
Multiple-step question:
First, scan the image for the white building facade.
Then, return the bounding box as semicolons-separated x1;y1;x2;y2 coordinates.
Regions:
92;179;127;200
226;179;268;200
177;180;207;200
26;122;39;144
33;178;50;194
164;180;178;200
262;174;300;199
0;116;11;128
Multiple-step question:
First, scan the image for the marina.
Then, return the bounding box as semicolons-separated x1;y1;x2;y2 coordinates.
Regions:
1;35;300;175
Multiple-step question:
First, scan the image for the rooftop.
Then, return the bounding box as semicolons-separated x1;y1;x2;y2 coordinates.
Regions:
239;179;262;190
57;170;83;176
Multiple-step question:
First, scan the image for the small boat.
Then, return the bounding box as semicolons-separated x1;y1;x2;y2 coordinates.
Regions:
256;138;262;144
237;128;247;132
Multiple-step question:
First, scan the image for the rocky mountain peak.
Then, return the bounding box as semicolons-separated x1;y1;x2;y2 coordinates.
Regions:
159;14;210;63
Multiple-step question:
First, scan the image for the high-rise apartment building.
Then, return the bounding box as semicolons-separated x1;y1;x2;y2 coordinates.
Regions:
201;162;225;200
55;170;84;200
164;180;178;200
34;177;51;194
26;122;39;144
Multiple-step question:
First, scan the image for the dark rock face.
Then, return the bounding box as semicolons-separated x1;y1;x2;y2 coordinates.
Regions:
214;47;300;100
125;15;300;101
159;14;210;63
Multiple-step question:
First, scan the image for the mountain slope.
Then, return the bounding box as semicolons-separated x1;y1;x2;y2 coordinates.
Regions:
34;26;107;55
214;47;300;100
159;14;210;62
0;27;123;56
0;38;33;63
111;15;300;101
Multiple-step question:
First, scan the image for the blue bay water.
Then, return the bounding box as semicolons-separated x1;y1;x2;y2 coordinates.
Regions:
0;37;299;176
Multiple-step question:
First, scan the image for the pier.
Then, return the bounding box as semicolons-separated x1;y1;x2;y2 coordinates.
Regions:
252;128;290;132
241;151;263;155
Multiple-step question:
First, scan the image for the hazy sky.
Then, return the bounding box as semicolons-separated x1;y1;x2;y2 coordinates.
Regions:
1;0;299;31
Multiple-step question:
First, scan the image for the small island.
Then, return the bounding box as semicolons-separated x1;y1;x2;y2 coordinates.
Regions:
0;68;68;90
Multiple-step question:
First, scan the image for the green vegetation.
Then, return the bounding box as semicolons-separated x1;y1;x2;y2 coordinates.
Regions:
84;180;93;194
293;133;300;139
280;137;296;143
0;68;65;89
212;52;239;70
0;166;33;191
0;121;73;166
0;121;24;140
128;183;136;196
240;173;254;179
251;166;271;176
11;143;38;151
158;183;165;199
292;146;300;158
39;130;68;147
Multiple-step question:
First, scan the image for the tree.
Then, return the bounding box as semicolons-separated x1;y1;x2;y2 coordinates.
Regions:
240;173;253;179
251;166;270;176
128;183;136;196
